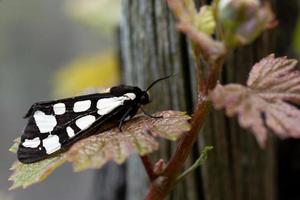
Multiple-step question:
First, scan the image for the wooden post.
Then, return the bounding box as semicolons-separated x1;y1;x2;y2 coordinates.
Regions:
120;0;193;199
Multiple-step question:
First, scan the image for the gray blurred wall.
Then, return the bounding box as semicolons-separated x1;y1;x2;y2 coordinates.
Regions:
0;0;113;199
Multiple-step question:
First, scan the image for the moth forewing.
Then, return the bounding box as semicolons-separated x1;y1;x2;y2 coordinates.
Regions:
17;85;150;164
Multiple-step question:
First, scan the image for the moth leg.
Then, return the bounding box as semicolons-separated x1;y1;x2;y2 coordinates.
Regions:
118;107;133;132
140;107;162;119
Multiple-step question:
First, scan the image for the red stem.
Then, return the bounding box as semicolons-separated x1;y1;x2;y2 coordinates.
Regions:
141;155;157;181
145;51;225;200
145;97;211;200
142;1;227;199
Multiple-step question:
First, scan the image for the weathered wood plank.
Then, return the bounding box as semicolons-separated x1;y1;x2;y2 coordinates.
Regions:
120;0;192;199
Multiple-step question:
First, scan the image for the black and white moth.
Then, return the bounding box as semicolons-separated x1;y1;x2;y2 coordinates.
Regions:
17;77;170;164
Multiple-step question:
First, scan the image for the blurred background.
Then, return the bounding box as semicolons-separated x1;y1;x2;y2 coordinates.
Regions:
0;0;300;200
0;0;121;199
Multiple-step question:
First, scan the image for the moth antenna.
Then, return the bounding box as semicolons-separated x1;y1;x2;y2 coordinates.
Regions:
145;74;174;92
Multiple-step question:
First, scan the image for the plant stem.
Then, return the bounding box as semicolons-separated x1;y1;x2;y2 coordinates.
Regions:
140;155;157;181
143;1;227;198
145;97;211;200
145;38;226;200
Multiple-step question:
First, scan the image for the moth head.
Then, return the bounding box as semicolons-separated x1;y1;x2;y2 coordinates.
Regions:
140;91;150;105
110;75;172;105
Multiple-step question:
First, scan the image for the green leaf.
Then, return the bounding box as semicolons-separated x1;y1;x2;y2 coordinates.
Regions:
218;0;275;47
141;111;191;141
167;0;216;36
9;155;66;190
9;110;191;189
9;138;20;154
196;6;216;35
166;0;225;63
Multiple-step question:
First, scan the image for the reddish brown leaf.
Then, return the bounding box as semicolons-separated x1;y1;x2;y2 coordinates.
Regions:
9;110;190;188
67;111;191;171
211;54;300;147
248;54;300;103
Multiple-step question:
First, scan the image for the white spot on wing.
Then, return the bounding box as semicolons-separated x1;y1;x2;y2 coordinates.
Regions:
96;94;133;115
22;137;41;148
66;126;75;138
97;98;123;115
34;111;57;133
73;100;91;112
75;115;96;130
53;103;66;115
124;93;136;100
42;135;61;154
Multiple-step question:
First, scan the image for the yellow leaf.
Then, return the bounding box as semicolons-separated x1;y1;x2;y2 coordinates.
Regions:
64;0;121;33
53;52;120;98
195;6;216;35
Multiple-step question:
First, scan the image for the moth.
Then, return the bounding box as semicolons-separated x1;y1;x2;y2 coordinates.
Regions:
17;76;170;164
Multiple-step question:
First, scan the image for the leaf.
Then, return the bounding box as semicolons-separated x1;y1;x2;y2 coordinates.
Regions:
210;54;300;147
218;0;275;47
247;54;300;102
166;0;225;64
166;0;217;35
195;6;216;35
53;52;120;98
9;111;190;188
67;111;191;171
9;156;66;190
9;138;20;154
